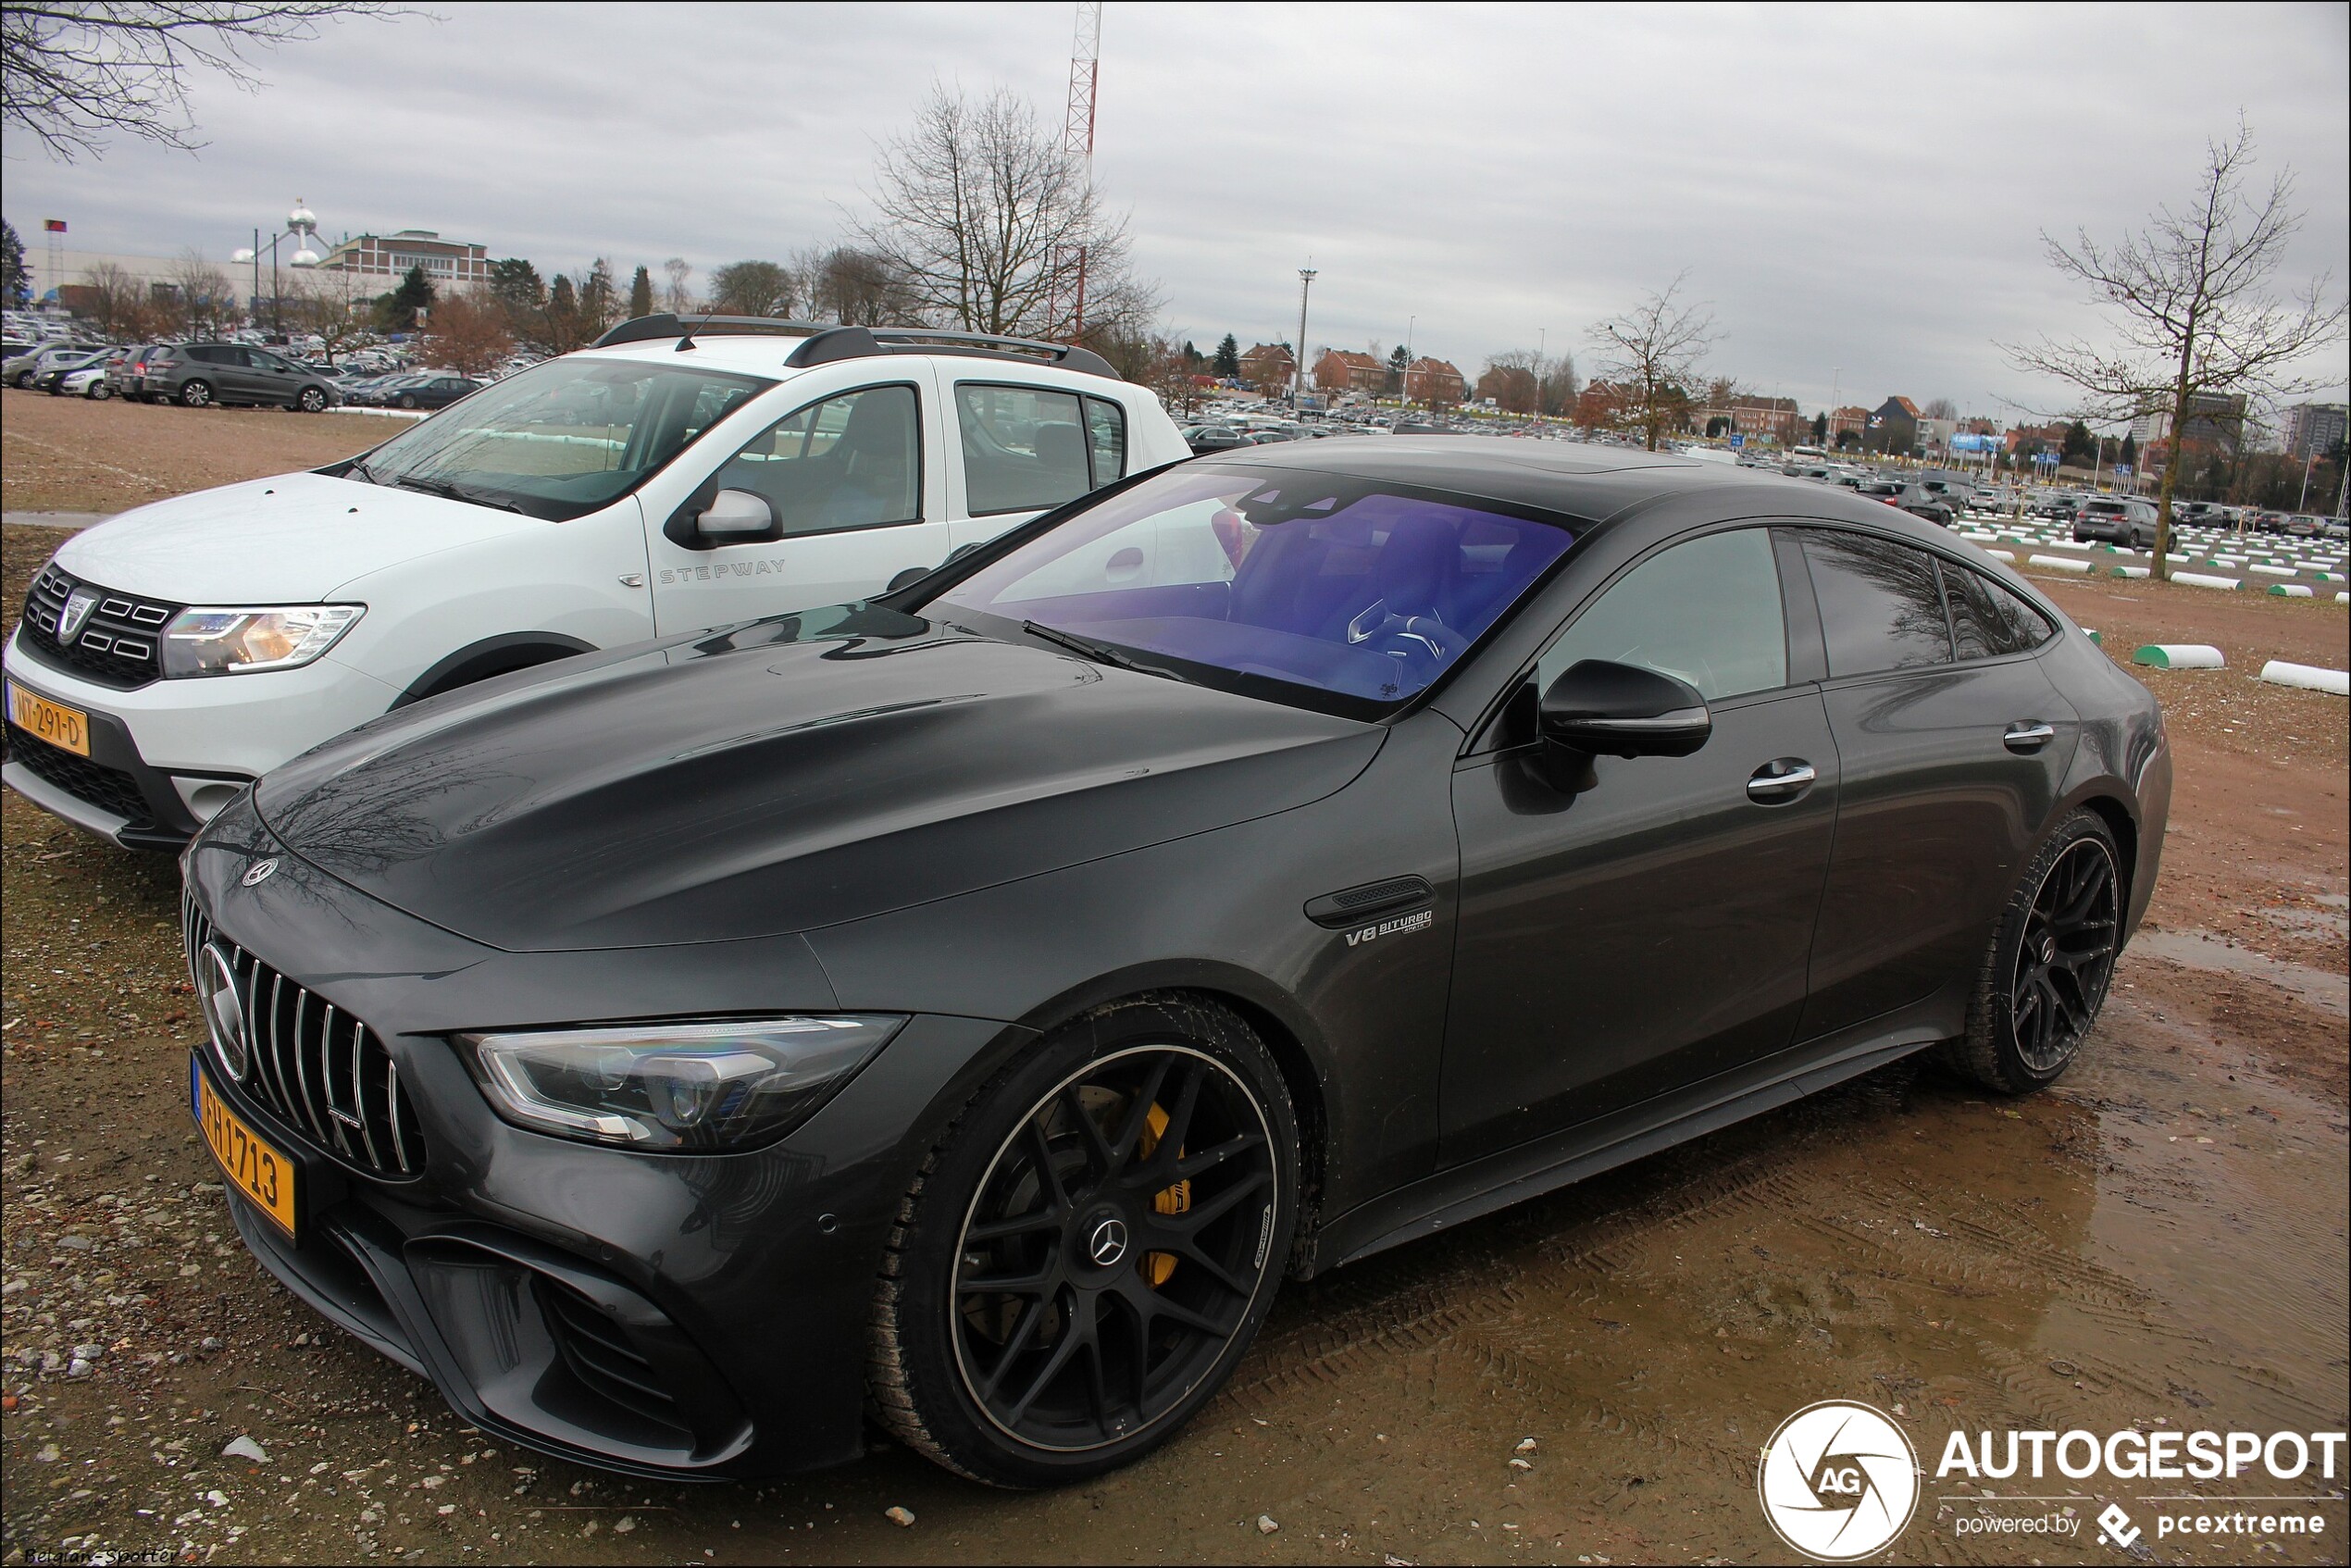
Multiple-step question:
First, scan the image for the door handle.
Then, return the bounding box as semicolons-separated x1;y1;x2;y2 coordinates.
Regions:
1747;758;1817;803
2004;721;2056;753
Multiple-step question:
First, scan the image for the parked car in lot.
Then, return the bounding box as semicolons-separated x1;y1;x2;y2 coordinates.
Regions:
59;362;118;399
1181;424;1250;455
2;315;1188;848
170;436;2168;1486
137;342;343;411
2072;497;2158;548
31;346;115;393
2027;492;2081;521
1893;484;1958;527
8;342;108;389
386;373;484;411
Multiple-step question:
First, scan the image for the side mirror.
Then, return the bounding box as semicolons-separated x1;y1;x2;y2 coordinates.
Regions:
1539;659;1711;759
693;488;777;544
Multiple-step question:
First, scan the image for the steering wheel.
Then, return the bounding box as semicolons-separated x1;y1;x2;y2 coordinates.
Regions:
1347;600;1457;680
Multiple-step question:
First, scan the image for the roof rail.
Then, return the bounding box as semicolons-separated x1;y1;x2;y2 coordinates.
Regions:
591;313;827;349
591;314;1122;380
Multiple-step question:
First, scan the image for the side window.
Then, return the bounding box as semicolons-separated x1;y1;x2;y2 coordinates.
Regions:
1536;529;1787;702
957;384;1091;514
1083;396;1127;484
1945;565;2052;659
710;383;921;539
1801;531;1954;677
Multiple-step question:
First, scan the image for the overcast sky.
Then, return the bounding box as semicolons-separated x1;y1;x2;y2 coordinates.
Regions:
6;2;2346;418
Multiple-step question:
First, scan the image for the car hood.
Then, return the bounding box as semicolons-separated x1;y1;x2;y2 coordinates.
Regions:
51;472;545;604
253;605;1385;952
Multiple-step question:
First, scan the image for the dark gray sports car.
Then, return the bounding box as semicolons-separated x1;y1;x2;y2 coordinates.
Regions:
179;438;2168;1487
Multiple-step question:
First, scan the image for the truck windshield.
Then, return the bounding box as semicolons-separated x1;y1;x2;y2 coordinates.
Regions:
935;467;1574;718
347;357;771;520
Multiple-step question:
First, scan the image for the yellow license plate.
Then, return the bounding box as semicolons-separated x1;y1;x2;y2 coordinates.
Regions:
197;1066;299;1238
6;680;89;757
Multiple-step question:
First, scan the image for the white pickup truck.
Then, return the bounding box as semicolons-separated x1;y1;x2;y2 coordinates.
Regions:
3;317;1189;847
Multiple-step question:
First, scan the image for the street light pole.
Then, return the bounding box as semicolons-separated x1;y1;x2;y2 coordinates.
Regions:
1294;266;1315;411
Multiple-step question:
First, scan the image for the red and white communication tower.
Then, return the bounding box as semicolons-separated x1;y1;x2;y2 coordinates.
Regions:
1055;1;1101;340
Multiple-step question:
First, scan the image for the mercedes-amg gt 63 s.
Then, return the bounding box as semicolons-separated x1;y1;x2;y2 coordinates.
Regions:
180;439;2168;1487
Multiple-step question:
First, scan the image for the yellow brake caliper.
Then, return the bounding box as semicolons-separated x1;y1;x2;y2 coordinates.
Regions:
1138;1102;1190;1286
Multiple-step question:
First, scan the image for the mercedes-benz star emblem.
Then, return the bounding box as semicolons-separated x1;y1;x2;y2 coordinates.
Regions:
242;857;280;888
1088;1216;1130;1267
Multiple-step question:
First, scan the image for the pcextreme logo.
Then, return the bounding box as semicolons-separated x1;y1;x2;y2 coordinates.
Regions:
1757;1400;1922;1562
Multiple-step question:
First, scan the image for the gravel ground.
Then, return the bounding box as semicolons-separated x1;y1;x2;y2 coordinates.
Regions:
3;414;2345;1564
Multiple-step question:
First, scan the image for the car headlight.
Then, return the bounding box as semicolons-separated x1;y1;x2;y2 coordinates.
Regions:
457;1015;905;1151
162;604;364;677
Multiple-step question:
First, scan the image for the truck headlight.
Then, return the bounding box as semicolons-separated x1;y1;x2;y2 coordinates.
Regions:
162;604;364;677
457;1016;904;1151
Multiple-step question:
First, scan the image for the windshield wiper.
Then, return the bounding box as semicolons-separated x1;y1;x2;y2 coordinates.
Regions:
1020;620;1190;683
391;474;525;514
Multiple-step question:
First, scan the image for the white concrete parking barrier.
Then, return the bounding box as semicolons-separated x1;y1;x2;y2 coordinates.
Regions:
2171;571;2243;591
2338;591;2349;604
2083;628;2102;644
2268;583;2314;597
2109;566;2151;579
2028;554;2093;573
2257;660;2349;695
2133;644;2225;669
1986;549;2017;561
2250;563;2295;576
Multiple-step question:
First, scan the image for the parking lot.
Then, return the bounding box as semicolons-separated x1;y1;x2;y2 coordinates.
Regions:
3;397;2346;1564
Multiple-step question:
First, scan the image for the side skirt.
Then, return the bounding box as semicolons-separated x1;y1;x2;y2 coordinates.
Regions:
1311;999;1950;1275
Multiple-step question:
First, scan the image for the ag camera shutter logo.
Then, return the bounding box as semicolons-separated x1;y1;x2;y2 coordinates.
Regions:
1758;1400;1922;1561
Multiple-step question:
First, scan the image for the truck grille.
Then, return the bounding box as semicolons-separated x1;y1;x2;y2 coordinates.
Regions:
5;726;153;825
183;895;427;1179
20;566;179;689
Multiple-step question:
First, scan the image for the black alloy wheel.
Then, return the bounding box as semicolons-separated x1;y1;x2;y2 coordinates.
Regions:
871;996;1297;1487
179;380;212;408
1945;809;2121;1093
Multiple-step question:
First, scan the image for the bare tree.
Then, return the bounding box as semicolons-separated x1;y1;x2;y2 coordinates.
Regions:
1921;395;1959;420
705;259;795;317
852;83;1156;342
661;256;694;316
1585;273;1718;450
75;259;140;335
2004;122;2346;577
287;266;366;363
421;294;513;377
796;245;914;327
1538;351;1579;417
3;2;409;161
167;246;235;336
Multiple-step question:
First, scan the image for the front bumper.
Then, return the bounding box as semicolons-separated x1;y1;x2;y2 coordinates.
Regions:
183;793;1025;1478
2;630;399;849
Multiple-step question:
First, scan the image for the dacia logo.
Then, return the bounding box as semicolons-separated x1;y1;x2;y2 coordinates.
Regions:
57;587;101;643
1344;908;1433;948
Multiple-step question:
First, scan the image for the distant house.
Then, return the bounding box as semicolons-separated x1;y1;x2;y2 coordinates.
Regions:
1863;396;1919;455
1314;348;1385;394
1239;342;1296;392
1827;404;1872;444
1404;356;1467;405
1725;393;1802;444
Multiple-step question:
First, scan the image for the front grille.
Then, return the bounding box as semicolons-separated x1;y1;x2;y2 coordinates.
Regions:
6;725;151;824
20;566;180;689
183;894;427;1179
538;1278;690;1437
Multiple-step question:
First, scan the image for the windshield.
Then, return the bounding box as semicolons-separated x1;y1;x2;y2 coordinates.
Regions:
348;356;771;519
935;466;1573;716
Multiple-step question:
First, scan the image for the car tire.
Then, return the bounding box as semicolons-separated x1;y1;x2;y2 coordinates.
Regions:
869;992;1300;1488
179;380;213;408
89;383;111;401
398;393;418;409
1941;809;2122;1095
296;386;327;413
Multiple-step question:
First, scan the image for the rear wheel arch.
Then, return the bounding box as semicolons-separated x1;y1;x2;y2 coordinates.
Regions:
2074;791;2138;914
393;631;596;708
